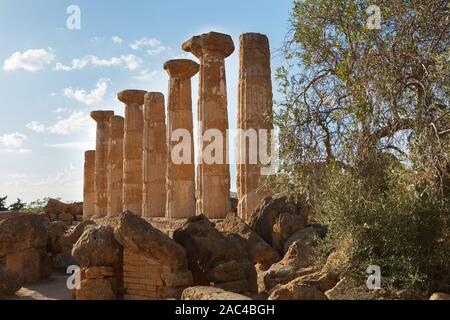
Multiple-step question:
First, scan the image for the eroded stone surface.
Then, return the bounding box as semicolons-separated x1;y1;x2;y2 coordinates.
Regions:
143;92;167;218
119;89;147;216
164;59;199;219
91;111;115;218
107;116;124;217
182;31;234;219
237;33;274;222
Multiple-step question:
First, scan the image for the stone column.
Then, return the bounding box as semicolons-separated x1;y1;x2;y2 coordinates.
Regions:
91;110;114;218
118;90;147;216
107;115;124;217
182;31;234;219
237;33;274;222
83;150;95;219
163;59;199;219
142;92;167;217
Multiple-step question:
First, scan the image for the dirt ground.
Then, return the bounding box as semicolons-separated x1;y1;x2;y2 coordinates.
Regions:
3;272;74;300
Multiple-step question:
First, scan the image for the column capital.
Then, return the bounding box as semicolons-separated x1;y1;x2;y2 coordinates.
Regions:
240;33;269;48
182;31;235;59
164;59;199;79
118;89;147;105
91;110;114;122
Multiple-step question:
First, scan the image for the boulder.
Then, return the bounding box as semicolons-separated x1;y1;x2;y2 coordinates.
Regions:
261;226;325;291
67;202;83;216
268;281;327;300
72;225;122;268
58;212;73;224
249;197;307;252
61;220;96;252
174;215;257;293
76;278;116;300
181;286;252;300
324;277;379;300
44;198;69;216
430;292;450;300
115;211;187;272
85;266;114;279
0;267;24;296
222;213;281;267
0;213;47;257
46;221;69;254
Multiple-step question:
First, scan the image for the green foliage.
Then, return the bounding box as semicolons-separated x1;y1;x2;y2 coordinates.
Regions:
0;196;8;211
271;0;450;294
316;163;449;293
24;197;51;213
8;198;26;211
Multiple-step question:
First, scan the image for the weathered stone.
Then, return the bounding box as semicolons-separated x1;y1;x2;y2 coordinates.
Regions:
0;267;23;296
107;116;124;217
430;292;450;300
85;266;114;279
53;251;76;270
91;111;115;218
44;198;69;216
118;89;147;216
237;33;274;222
283;224;326;254
83;151;96;219
173;215;257;293
72;225;122;268
0;213;47;257
115;211;187;271
222;213;281;267
76;278;116;300
260;226;324;291
164;59;199;219
272;212;307;253
324;277;379;300
181;286;252;300
46;221;69;254
67;202;83;216
143;92;167;218
249;196;307;250
268;282;327;300
58;212;73;224
182;31;234;219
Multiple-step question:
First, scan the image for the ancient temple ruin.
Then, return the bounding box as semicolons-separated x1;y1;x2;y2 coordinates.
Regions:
83;31;276;223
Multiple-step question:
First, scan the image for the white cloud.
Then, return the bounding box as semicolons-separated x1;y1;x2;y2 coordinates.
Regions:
54;54;142;71
34;163;79;188
63;79;109;106
130;37;161;50
133;69;161;81
3;48;55;72
26;121;46;133
112;36;123;44
54;107;68;113
0;132;27;148
0;148;32;154
46;141;93;150
47;111;92;135
147;46;171;56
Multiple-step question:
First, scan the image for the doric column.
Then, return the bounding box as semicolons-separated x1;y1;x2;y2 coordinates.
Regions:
107;115;124;217
182;31;234;219
118;90;147;216
142;92;167;217
91;110;114;218
83;150;95;219
164;59;199;219
237;33;274;222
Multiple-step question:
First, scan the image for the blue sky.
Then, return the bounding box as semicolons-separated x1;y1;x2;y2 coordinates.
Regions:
0;0;292;203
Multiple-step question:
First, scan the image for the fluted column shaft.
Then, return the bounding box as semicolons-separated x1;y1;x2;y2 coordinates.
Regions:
143;92;167;217
83;150;95;219
164;59;199;219
107;115;124;217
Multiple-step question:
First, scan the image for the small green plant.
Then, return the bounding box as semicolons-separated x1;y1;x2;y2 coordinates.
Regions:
8;198;26;211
